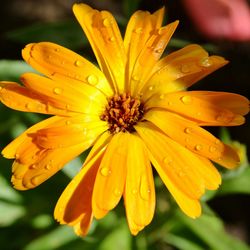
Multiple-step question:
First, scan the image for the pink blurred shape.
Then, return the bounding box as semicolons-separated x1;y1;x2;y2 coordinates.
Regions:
182;0;250;41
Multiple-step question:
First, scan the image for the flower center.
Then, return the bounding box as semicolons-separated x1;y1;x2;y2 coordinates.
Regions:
100;93;144;134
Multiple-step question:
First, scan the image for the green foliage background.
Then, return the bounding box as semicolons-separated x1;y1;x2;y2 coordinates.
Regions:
0;0;249;249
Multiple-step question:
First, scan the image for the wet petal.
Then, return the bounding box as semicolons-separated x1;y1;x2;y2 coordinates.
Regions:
124;133;155;235
123;7;165;91
141;45;228;101
0;82;69;116
131;21;179;96
54;138;107;234
73;3;126;93
135;122;205;200
2;116;61;159
22;42;113;96
35;121;107;149
21;73;107;115
12;143;88;190
144;109;240;169
145;91;246;126
92;132;129;218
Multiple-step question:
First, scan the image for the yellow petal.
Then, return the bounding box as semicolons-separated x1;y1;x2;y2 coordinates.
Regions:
135;122;205;199
124;133;155;235
141;45;228;101
123;7;164;91
0;82;69;116
73;212;93;236
54;139;108;233
12;143;87;190
131;21;179;96
21;73;107;115
35;121;107;149
144;109;240;169
135;122;202;217
92;132;129;219
2;116;61;159
73;3;126;93
22;42;113;96
145;91;246;126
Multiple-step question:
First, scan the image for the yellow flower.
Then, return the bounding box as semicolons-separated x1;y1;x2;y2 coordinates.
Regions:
0;3;249;236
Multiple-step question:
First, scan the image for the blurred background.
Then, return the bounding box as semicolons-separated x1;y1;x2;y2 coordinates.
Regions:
0;0;249;249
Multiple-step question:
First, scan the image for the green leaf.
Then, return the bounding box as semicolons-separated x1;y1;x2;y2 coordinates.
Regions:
0;202;25;226
0;60;34;82
6;20;88;51
98;219;131;250
177;212;250;250
163;233;204;250
218;166;250;195
24;226;78;250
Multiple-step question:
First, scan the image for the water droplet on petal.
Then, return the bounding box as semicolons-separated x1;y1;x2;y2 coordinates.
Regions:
55;48;60;52
113;188;121;197
215;139;220;145
159;94;165;100
180;95;192;104
180;64;190;73
87;74;98;85
184;127;192;134
100;167;111;177
83;127;88;135
155;48;163;54
209;146;217;152
132;75;139;81
148;86;154;91
0;86;2;91
31;175;43;186
140;175;151;201
132;189;138;195
199;57;212;67
103;18;110;27
15;153;20;159
53;87;63;95
163;157;173;165
65;120;71;125
195;144;203;151
216;113;232;123
75;60;84;67
108;36;115;42
45;164;51;170
29;164;37;170
134;27;143;34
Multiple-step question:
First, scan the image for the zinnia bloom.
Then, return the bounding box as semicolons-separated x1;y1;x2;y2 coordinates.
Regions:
0;4;249;236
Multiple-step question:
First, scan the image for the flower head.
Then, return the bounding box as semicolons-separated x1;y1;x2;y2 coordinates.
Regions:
0;3;249;236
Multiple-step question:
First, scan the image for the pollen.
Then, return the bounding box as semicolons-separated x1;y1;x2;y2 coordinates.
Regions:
100;93;144;133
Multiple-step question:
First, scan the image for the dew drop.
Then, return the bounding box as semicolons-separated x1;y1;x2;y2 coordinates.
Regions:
180;64;190;73
29;164;37;170
215;139;220;145
53;87;63;95
140;175;151;201
15;153;20;159
100;167;111;177
184;127;192;134
113;188;121;197
216;113;232;123
195;144;203;151
132;75;139;81
87;74;98;85
0;86;2;91
134;27;143;34
209;146;217;153
163;156;173;165
45;164;51;170
103;18;110;27
132;189;138;195
74;60;84;67
65;120;71;125
108;36;115;42
83;127;88;135
61;61;66;65
180;95;192;104
155;48;163;54
31;175;43;186
55;48;60;52
199;57;212;67
148;86;154;91
159;94;165;100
